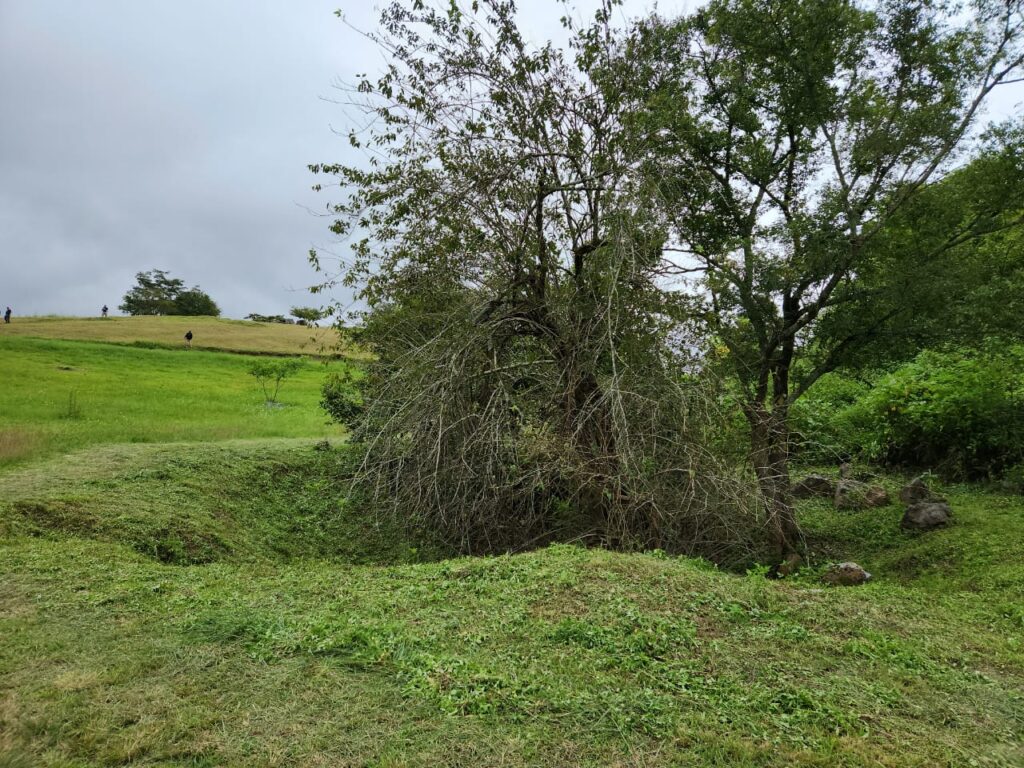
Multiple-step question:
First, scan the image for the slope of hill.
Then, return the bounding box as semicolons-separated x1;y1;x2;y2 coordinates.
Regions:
1;443;1021;766
0;315;357;357
0;336;345;466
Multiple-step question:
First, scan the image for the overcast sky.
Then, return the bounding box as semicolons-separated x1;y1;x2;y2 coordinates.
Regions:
0;0;693;319
1;1;1019;319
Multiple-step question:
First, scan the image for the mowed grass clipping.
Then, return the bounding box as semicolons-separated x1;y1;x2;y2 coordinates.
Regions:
1;482;1022;766
0;336;344;466
0;315;361;357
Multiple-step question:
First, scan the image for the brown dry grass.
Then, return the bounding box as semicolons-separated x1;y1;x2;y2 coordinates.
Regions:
0;316;365;357
0;429;40;464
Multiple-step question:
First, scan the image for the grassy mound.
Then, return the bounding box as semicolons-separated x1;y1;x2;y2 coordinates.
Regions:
1;441;1022;765
0;337;347;466
0;315;360;357
0;440;422;566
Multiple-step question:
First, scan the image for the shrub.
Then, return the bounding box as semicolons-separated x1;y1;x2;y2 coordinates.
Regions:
799;346;1024;479
321;369;365;426
249;359;305;404
790;374;870;463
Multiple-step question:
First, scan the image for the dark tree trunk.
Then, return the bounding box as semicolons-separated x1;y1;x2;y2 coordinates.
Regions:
745;342;801;566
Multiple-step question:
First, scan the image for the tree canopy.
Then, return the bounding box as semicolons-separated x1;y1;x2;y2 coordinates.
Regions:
120;269;221;317
313;0;1024;564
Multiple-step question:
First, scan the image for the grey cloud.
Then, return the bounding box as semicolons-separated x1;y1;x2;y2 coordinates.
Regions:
4;0;1013;320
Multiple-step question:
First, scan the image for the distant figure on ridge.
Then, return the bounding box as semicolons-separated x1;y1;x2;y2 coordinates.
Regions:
184;329;193;349
101;305;108;318
4;307;11;324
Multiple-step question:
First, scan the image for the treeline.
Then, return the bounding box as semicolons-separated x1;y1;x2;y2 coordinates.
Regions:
312;0;1024;565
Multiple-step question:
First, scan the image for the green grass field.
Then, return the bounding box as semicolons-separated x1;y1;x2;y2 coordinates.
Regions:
1;320;1022;766
0;336;345;466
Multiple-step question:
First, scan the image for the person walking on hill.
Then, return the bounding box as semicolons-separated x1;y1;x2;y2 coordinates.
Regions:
3;307;10;324
101;305;108;318
184;329;193;349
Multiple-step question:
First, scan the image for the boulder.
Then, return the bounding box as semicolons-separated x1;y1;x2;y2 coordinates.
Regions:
791;474;836;499
864;486;891;507
901;501;952;531
835;479;891;509
822;562;872;586
899;476;936;505
834;479;869;509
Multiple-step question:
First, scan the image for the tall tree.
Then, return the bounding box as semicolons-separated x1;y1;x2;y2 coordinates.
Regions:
120;269;184;316
311;1;756;556
120;269;220;317
626;0;1024;561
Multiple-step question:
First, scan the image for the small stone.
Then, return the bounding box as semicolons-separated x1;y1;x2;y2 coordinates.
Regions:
791;474;836;499
864;486;891;507
822;562;872;586
835;479;869;510
901;501;952;531
899;476;935;505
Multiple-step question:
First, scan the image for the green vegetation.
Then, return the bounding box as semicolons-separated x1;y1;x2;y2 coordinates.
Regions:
0;336;344;466
4;0;1024;760
0;317;1021;765
119;269;221;317
0;441;422;565
1;459;1022;765
792;345;1024;479
249;358;307;404
310;0;1024;563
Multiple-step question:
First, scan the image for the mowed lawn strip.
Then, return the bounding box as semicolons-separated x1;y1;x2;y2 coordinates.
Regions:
1;529;1022;767
0;336;345;466
0;315;363;357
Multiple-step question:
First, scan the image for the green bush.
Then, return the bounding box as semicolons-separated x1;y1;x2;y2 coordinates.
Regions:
790;374;870;463
321;368;365;426
795;346;1024;478
249;358;306;403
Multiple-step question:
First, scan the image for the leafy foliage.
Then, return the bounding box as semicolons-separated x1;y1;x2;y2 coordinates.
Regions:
248;358;306;404
617;0;1024;558
312;0;761;559
290;306;328;326
816;347;1024;478
119;269;221;317
320;368;364;426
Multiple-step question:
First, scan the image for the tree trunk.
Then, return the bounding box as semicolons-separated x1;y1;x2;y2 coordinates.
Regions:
747;403;800;564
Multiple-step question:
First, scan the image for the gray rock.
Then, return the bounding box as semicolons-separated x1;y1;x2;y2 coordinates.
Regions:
902;501;952;531
864;485;891;507
791;474;836;499
899;476;935;505
822;562;872;586
835;479;870;510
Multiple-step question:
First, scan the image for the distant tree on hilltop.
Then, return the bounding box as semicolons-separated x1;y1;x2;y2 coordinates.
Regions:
290;306;328;326
120;270;221;317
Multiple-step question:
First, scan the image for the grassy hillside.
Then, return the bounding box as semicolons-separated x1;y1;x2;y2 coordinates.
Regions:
1;325;1021;766
0;315;359;357
0;336;345;466
0;443;1021;766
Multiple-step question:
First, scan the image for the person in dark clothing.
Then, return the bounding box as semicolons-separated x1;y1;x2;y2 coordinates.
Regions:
184;330;193;349
3;307;10;324
101;305;108;318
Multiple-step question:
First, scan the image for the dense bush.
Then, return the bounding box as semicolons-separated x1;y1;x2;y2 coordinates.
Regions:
789;374;871;464
321;369;364;427
793;347;1024;479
